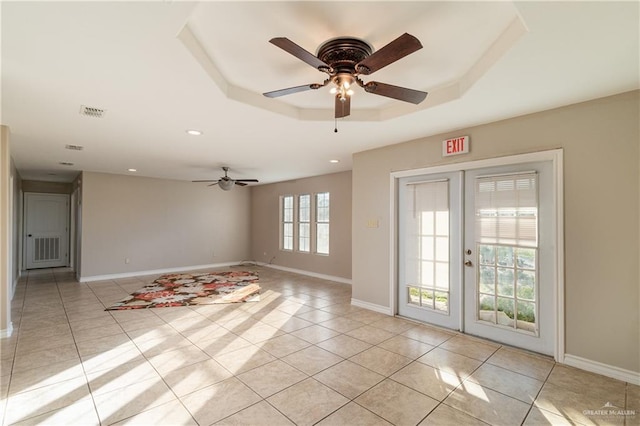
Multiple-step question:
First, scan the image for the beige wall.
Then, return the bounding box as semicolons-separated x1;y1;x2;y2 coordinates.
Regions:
0;126;11;335
352;91;639;373
250;171;352;280
11;159;21;293
80;171;251;278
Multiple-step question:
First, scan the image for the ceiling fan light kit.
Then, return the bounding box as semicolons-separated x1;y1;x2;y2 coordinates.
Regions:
263;33;428;119
192;166;259;191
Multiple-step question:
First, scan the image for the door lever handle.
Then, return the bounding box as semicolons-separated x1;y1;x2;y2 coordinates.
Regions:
464;260;473;267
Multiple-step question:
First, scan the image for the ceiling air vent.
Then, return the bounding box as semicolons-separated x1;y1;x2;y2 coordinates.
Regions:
65;144;84;151
79;105;106;118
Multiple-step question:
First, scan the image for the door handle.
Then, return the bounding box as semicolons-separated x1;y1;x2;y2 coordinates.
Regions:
464;260;473;267
28;234;33;237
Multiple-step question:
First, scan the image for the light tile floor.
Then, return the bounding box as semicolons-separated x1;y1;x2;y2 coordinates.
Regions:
0;267;637;425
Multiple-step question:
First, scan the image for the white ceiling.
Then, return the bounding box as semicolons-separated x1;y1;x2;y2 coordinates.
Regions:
2;1;638;185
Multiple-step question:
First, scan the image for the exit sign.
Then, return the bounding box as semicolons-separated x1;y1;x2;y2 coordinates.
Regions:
443;136;469;157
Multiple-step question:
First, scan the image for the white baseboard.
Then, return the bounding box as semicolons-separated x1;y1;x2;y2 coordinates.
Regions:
262;263;352;285
79;261;243;283
1;322;13;339
563;354;640;385
351;298;393;315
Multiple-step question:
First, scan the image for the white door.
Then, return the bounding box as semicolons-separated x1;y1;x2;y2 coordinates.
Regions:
396;158;557;355
464;161;555;355
398;172;463;330
25;193;69;269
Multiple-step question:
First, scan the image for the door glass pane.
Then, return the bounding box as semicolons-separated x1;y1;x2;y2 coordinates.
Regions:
435;291;449;312
408;287;420;305
474;171;539;335
421;237;434;260
435;262;449;288
421;261;434;286
497;297;515;326
479;266;495;294
497;268;514;296
477;244;538;333
516;248;536;269
422;289;435;309
517;301;537;332
496;246;514;267
403;180;450;314
479;245;495;264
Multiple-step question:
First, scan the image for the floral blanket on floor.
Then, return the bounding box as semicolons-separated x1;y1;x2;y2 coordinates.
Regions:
105;271;260;310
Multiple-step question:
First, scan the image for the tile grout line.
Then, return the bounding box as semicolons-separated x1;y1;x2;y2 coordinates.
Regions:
0;272;29;426
58;269;105;426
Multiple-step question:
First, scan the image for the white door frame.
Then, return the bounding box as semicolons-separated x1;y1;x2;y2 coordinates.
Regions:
390;149;564;361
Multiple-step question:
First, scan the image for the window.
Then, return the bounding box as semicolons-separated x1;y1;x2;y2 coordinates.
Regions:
281;195;294;251
279;192;330;255
475;172;538;333
316;192;330;255
298;194;310;252
405;180;450;313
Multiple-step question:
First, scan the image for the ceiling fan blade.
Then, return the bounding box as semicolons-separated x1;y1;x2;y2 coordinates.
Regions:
363;81;427;104
263;84;317;98
335;94;351;118
269;37;330;71
235;179;259;183
235;181;248;187
356;33;423;75
192;180;219;183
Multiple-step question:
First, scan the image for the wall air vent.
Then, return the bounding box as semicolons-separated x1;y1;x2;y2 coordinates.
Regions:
65;144;84;151
79;105;106;118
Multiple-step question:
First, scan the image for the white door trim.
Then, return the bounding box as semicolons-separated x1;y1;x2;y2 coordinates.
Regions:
390;149;564;361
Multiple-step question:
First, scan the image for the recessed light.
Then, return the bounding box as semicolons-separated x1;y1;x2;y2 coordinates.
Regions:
329;159;340;163
128;168;137;172
186;129;202;136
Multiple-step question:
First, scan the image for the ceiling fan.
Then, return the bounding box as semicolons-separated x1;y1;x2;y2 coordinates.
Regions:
192;167;259;191
263;33;428;119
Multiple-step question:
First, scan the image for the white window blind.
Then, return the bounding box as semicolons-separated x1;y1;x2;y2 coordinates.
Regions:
475;172;538;247
405;180;450;287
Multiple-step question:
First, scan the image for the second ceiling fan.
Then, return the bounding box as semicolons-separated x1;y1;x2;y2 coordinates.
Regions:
263;33;428;118
192;167;258;191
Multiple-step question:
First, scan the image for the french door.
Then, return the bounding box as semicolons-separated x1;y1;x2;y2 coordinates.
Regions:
397;156;558;356
397;172;462;330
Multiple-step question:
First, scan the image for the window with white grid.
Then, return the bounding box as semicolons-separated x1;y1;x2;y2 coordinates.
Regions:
281;195;294;251
315;192;330;255
298;194;311;252
475;172;539;333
